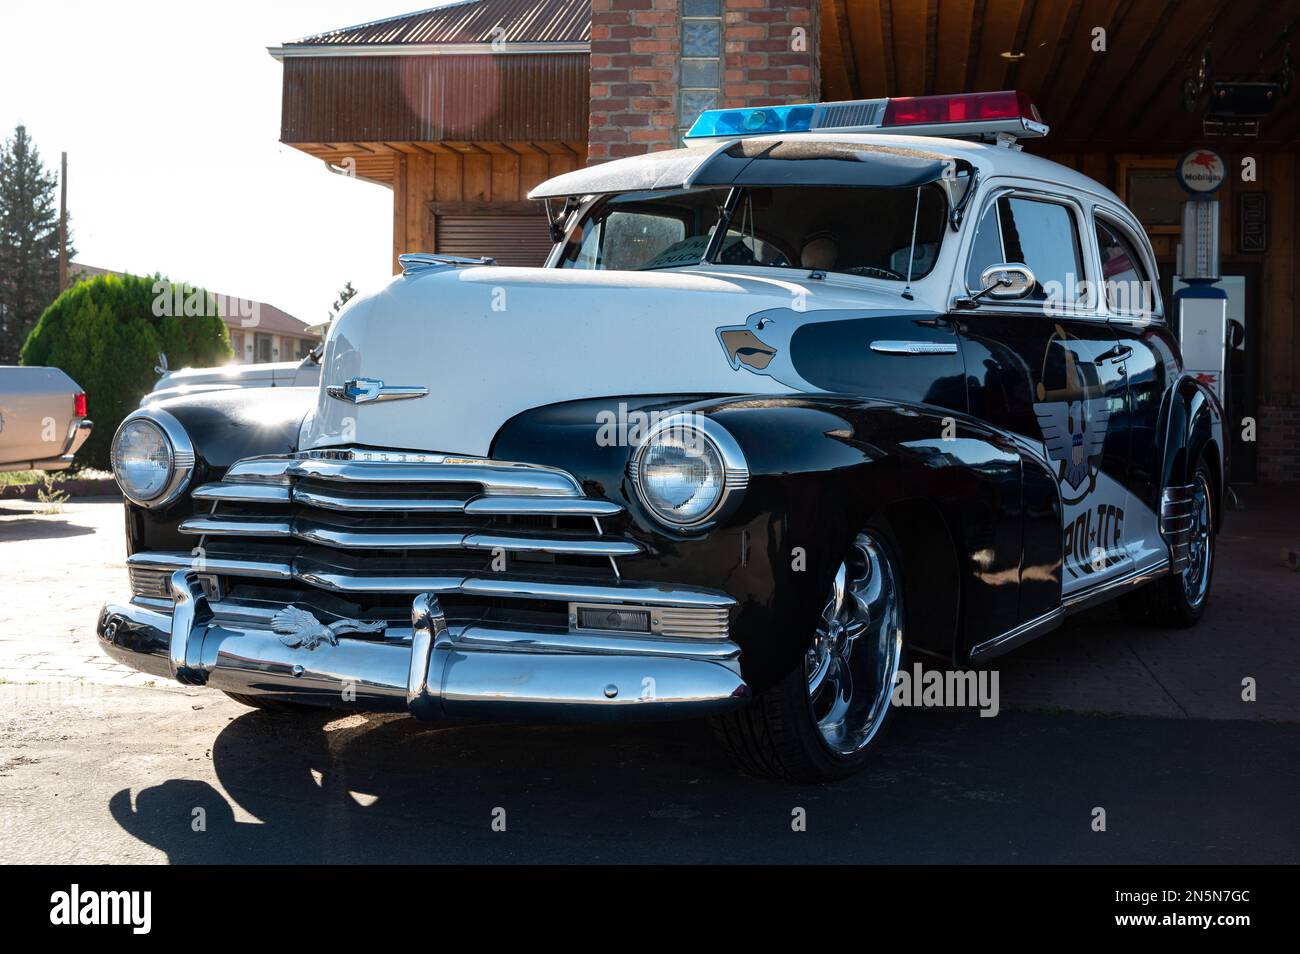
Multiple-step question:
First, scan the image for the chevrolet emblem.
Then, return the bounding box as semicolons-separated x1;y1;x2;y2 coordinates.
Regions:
326;377;428;404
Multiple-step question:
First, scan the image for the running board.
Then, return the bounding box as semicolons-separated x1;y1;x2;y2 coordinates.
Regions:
968;558;1171;663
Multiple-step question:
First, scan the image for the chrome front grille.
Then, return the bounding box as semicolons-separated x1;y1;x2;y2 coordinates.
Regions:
128;450;733;639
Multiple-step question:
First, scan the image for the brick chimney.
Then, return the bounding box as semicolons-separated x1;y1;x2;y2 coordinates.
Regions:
588;0;820;164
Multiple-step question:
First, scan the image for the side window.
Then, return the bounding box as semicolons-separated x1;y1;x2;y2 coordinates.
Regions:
568;211;688;270
1095;217;1154;315
996;197;1084;303
964;201;1004;290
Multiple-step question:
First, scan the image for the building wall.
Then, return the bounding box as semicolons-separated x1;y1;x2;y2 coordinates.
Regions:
588;0;819;164
391;146;585;271
1045;149;1299;483
228;332;317;365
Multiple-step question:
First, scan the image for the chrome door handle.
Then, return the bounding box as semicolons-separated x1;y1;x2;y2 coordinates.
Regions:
1097;344;1133;363
869;340;959;355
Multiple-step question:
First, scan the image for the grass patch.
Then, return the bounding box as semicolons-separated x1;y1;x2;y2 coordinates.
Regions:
0;467;112;487
0;471;42;486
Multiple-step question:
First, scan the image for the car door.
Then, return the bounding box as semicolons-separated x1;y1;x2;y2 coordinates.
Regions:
954;187;1133;605
1093;208;1178;573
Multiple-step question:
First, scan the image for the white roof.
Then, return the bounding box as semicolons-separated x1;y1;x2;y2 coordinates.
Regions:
532;130;1125;212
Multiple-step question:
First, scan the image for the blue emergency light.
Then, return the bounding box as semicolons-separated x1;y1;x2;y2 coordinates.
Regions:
686;104;816;139
685;91;1045;142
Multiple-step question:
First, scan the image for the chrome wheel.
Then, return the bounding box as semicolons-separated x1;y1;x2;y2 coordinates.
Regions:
804;531;904;757
1182;472;1213;609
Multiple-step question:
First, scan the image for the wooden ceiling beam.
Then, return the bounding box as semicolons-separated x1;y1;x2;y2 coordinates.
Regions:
934;0;978;94
880;0;899;95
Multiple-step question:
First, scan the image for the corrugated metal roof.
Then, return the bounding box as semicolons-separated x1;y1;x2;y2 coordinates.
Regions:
287;0;591;47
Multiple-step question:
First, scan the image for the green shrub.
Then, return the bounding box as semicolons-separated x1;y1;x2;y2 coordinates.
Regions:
20;273;232;469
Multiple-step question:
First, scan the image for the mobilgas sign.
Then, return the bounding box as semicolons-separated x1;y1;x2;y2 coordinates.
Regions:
1177;148;1227;194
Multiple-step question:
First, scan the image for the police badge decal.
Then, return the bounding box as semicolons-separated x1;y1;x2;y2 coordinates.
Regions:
1033;325;1111;505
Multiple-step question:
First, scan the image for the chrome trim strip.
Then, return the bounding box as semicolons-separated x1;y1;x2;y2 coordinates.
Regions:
463;495;624;516
194;482;291;504
1061;558;1170;615
293;523;465;550
128;552;293;580
462;577;736;608
179;516;294;538
869;340;960;355
968;607;1063;663
294;566;467;594
456;623;738;659
291;487;464;512
177;517;642;556
225;455;582;496
462;532;641;557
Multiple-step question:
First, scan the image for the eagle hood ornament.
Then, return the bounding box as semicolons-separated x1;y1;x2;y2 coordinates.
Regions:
271;606;387;650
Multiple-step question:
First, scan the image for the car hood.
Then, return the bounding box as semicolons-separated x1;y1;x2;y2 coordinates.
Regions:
302;265;926;457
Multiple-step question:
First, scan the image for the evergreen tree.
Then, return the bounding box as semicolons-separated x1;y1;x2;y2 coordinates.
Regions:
0;125;72;363
329;280;357;321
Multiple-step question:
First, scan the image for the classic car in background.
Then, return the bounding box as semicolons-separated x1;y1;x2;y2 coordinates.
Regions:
0;366;92;473
97;92;1223;782
142;350;320;405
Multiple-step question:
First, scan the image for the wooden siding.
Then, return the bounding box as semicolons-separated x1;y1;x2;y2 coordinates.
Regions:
390;144;585;272
280;54;590;144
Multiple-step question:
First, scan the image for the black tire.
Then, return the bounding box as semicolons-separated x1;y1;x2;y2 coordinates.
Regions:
712;527;907;783
221;691;320;713
1118;459;1216;628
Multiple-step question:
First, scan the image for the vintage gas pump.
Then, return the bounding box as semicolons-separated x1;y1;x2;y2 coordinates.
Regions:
1172;148;1231;400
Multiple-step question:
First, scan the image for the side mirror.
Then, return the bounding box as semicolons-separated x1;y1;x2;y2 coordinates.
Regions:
1228;318;1246;350
979;263;1037;301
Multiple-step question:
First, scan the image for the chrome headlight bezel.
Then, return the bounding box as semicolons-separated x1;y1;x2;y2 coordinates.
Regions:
110;408;196;508
628;414;749;530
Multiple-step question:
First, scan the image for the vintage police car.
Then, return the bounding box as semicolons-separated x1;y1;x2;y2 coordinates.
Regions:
99;91;1223;782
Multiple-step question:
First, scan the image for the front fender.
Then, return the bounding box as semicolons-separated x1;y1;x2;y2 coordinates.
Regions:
122;388;313;553
493;394;1047;689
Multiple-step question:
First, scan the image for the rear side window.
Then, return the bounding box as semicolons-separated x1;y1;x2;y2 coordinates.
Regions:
966;195;1084;303
1095;217;1154;315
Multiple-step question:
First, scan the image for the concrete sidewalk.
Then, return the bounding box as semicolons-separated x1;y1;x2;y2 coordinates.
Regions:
0;491;1296;721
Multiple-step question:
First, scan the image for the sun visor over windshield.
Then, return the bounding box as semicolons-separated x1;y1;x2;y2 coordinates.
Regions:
527;143;727;199
528;139;970;199
688;140;967;189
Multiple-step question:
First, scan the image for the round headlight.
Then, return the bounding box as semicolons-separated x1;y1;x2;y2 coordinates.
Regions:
111;410;194;507
631;417;747;529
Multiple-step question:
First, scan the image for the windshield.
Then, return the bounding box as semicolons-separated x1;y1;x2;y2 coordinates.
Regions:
557;184;948;279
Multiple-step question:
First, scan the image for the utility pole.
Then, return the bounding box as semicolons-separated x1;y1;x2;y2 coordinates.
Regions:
58;152;68;292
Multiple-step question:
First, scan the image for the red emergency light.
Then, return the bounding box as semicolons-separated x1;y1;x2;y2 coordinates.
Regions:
883;91;1041;128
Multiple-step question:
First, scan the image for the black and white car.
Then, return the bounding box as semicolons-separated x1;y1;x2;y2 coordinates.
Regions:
98;91;1223;782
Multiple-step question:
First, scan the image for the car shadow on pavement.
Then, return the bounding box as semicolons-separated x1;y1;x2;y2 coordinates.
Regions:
105;703;1298;864
0;506;98;542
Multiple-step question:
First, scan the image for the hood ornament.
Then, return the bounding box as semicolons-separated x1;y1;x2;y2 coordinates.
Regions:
327;377;428;405
271;606;387;650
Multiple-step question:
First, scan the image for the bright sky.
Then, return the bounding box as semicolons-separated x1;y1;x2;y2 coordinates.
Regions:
0;1;422;327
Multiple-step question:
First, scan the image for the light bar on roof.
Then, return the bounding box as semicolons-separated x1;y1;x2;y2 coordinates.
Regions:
685;90;1048;143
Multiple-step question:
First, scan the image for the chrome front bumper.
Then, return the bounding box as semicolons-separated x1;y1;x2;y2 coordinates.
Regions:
98;571;749;722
